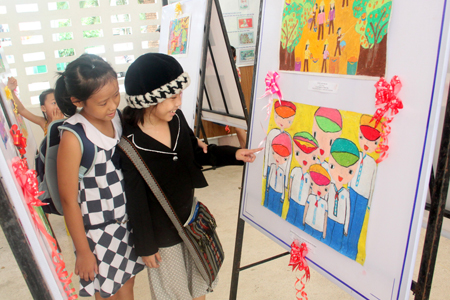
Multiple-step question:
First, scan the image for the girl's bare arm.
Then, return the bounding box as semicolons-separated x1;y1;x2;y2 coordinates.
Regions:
57;130;98;281
7;77;46;130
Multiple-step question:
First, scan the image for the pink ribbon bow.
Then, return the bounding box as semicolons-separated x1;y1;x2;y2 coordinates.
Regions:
260;71;283;120
261;71;283;100
289;241;310;300
371;76;403;163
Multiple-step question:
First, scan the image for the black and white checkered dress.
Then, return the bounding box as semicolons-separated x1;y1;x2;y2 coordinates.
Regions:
62;113;144;298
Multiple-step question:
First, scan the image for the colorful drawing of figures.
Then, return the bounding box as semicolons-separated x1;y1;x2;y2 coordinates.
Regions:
324;138;359;250
261;101;383;265
167;15;190;56
238;17;253;29
239;32;254;45
264;132;293;216
341;114;381;262
240;0;249;10
263;101;296;214
279;0;392;77
303;163;330;240
239;49;255;62
286;132;319;229
312;107;342;165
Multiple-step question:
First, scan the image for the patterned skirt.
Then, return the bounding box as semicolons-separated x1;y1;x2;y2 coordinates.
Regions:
147;242;218;300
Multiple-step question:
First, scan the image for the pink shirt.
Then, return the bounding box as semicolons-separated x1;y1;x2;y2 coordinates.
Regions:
318;12;325;24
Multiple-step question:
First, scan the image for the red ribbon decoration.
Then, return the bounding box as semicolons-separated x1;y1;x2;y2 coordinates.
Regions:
11;157;78;299
225;125;231;134
289;240;310;300
370;76;403;163
10;124;27;157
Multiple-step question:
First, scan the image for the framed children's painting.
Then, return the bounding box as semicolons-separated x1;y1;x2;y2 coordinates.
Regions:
241;0;450;299
167;14;191;56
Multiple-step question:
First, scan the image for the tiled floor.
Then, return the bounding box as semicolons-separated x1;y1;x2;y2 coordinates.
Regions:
1;165;449;299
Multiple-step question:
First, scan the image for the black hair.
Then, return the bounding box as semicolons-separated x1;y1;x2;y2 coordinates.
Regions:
54;53;117;117
39;88;55;120
230;46;236;58
123;106;149;127
39;89;55;106
323;44;327;53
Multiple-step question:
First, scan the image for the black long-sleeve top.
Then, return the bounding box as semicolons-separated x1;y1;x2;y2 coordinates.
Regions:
119;110;242;256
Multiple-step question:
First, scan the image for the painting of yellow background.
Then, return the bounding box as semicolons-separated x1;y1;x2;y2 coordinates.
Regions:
261;100;379;265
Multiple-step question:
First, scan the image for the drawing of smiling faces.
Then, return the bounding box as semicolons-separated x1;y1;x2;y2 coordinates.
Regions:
312;107;342;162
328;138;360;189
293;132;319;171
309;163;331;198
271;132;292;167
359;114;382;155
273;100;297;130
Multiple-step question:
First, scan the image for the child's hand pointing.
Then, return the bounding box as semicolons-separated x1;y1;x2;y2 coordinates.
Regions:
236;148;263;163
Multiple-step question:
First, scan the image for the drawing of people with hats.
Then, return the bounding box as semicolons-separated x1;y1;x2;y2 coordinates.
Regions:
328;0;336;35
312;107;343;169
325;138;359;251
303;164;331;240
342;114;381;260
321;39;330;73
265;132;293;216
263;100;296;180
303;40;311;72
317;1;326;40
286;132;319;229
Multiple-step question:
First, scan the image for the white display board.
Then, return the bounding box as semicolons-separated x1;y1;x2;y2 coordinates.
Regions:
0;49;69;299
218;0;260;67
240;1;450;299
200;0;247;130
160;0;247;130
160;0;209;129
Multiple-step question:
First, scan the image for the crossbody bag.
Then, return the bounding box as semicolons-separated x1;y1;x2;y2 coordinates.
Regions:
118;136;224;289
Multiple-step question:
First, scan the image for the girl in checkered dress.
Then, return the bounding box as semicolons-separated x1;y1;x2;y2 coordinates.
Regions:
55;54;144;299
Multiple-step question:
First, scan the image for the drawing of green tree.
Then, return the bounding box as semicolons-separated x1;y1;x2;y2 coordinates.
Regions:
280;0;315;70
353;0;392;76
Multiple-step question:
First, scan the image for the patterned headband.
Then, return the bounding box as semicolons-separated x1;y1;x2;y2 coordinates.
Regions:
125;72;191;109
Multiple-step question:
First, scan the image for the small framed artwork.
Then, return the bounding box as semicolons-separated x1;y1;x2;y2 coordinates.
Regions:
167;15;191;56
239;49;255;62
237;17;253;30
239;32;254;45
239;0;249;10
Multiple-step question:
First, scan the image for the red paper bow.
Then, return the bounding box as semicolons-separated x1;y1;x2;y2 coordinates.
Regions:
371;76;403;163
11;157;78;299
289;241;310;300
10;124;27;156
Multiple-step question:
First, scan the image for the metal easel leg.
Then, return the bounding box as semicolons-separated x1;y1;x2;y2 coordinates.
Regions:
413;88;450;299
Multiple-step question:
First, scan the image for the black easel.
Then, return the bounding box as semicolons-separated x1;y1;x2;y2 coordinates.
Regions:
194;0;249;139
410;86;450;299
0;181;53;299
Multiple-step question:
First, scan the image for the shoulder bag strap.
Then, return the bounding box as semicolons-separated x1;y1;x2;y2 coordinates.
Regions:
118;136;211;281
118;136;186;233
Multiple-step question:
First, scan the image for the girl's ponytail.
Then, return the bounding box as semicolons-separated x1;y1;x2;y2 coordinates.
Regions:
54;72;77;117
